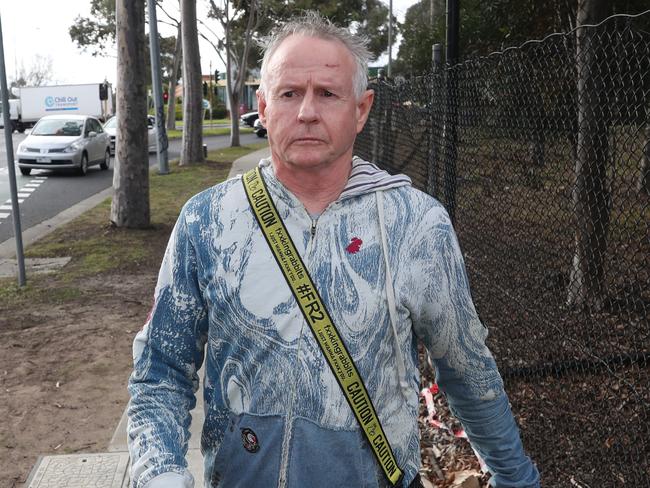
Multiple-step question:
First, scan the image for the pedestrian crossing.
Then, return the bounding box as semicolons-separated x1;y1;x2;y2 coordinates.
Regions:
0;175;47;222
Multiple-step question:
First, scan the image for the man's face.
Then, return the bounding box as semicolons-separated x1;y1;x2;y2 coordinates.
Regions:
257;35;373;171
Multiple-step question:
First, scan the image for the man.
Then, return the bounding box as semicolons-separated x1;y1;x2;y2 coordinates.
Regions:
127;12;540;488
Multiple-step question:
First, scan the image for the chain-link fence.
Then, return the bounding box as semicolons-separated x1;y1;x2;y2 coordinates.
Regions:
355;11;650;487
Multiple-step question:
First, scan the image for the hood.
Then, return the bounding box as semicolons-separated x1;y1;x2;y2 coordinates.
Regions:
258;156;412;202
339;156;412;200
23;135;81;148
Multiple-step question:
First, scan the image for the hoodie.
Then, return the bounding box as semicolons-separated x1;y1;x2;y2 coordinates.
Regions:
127;157;540;488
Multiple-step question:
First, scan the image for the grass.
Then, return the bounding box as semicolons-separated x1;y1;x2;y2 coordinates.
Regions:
0;142;268;305
167;126;254;139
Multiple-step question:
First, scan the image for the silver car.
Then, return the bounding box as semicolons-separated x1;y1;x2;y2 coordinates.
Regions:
17;115;111;176
103;115;157;156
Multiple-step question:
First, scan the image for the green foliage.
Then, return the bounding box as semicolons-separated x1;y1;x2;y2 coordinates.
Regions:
259;0;393;60
69;1;178;81
69;0;116;57
206;103;228;119
394;0;650;76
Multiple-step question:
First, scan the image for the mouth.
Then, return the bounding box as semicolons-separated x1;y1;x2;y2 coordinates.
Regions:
292;137;324;144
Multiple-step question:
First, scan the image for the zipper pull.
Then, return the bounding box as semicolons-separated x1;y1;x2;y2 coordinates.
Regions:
310;219;317;238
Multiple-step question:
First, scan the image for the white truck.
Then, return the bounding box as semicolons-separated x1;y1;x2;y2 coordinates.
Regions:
0;82;113;132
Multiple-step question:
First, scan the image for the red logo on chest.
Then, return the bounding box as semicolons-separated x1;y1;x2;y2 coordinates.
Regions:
346;237;363;254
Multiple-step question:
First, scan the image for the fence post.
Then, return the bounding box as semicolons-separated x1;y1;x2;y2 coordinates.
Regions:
372;71;385;164
427;44;443;196
444;0;460;222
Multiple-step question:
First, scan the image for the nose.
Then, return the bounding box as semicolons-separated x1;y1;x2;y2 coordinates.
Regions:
297;92;319;124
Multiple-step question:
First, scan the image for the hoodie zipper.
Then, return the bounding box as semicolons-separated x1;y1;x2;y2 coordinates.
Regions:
310;218;317;239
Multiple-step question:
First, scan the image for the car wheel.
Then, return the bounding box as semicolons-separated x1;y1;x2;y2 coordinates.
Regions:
78;153;89;176
19;167;31;176
100;149;110;170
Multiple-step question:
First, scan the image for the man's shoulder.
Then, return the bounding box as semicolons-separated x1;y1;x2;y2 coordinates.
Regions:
179;176;248;230
184;175;247;211
386;185;450;224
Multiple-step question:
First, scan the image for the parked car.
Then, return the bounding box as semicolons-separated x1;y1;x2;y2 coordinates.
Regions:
253;118;267;138
240;111;259;128
16;114;111;176
103;115;157;155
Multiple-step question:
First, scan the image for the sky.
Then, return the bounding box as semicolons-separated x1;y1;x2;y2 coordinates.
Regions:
0;0;418;88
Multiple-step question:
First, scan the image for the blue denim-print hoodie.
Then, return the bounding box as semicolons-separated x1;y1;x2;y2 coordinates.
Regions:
127;157;540;488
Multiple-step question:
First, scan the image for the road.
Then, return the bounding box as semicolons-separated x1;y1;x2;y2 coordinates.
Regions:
0;131;262;245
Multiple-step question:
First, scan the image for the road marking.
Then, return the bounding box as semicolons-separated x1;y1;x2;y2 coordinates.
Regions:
0;176;47;222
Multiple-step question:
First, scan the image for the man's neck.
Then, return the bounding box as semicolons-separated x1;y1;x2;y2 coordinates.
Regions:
271;156;352;214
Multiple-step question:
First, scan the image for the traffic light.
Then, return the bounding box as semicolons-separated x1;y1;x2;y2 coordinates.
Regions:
214;69;219;81
99;82;108;101
163;91;169;103
202;82;208;96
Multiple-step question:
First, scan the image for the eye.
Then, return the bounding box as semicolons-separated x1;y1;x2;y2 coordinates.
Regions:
281;91;295;98
322;90;334;97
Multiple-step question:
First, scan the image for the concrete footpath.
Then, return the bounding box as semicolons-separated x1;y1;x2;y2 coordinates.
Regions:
23;146;270;488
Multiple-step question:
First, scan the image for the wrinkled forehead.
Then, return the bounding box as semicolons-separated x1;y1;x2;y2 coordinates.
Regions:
264;34;356;86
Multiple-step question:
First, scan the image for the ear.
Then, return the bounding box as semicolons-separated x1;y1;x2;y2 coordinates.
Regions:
355;89;375;134
257;90;267;125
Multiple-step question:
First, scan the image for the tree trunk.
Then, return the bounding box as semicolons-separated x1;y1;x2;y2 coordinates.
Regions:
166;22;182;131
180;0;203;165
567;0;611;309
225;1;240;148
111;0;149;228
226;0;257;147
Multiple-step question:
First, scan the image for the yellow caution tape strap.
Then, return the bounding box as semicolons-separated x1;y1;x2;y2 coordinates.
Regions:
242;167;404;486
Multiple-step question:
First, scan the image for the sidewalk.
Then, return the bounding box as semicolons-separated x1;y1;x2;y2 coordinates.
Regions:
24;146;270;488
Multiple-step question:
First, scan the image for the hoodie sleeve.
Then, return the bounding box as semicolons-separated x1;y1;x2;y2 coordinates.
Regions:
127;203;209;488
408;206;540;488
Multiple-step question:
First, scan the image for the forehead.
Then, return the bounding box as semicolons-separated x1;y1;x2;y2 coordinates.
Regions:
265;35;355;87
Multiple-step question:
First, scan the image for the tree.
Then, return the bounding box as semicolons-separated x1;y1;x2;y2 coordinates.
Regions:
69;0;117;57
11;55;54;87
111;0;150;228
166;22;182;131
70;0;179;85
641;128;650;196
566;0;611;309
180;0;204;164
148;1;184;130
208;0;259;147
395;0;648;76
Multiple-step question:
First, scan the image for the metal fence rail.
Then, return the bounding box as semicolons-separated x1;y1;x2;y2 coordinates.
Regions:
355;11;650;486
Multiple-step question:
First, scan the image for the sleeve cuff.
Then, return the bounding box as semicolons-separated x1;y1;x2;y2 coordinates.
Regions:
142;471;195;488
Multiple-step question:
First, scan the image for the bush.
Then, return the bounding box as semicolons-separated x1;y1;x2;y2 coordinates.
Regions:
205;102;228;120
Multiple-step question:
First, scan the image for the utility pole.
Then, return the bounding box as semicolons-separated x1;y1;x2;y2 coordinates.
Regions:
387;0;393;78
0;13;26;286
444;0;459;222
147;0;169;174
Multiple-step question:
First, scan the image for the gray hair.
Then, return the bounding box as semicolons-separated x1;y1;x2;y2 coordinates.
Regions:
258;11;372;100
